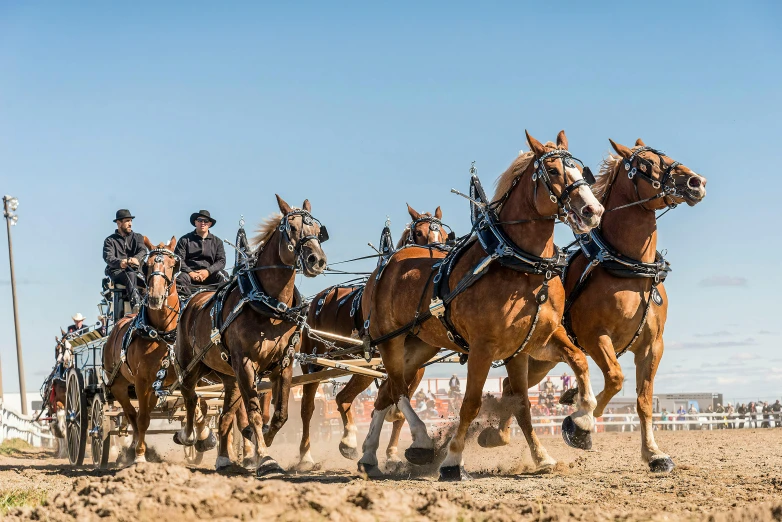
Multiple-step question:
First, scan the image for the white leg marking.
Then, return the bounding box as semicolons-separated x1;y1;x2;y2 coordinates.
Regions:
358;405;390;467
397;397;433;449
341;424;358;449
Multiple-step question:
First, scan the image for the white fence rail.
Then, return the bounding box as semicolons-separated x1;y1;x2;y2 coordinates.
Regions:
0;404;55;448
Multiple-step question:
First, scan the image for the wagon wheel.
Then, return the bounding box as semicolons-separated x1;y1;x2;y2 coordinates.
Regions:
90;395;111;469
65;368;88;465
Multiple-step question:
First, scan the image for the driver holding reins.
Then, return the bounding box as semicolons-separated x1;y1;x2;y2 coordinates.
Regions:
103;209;148;312
175;209;228;297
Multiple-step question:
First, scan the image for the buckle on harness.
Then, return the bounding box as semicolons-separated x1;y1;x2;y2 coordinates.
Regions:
220;350;229;362
210;328;222;344
276;301;288;313
429;297;446;318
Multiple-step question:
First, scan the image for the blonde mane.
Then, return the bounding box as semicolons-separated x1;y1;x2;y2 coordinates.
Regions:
492;142;558;207
592;153;623;202
251;212;283;248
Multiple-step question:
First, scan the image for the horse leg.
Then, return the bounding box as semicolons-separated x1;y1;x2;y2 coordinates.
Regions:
193;395;217;453
548;328;597;450
635;338;673;472
264;363;293;446
216;377;242;470
357;380;394;478
173;371;201;448
235;357;283;478
112;381;140;459
439;347;493;481
296;382;319;471
231;397;254;465
133;384;157;463
335;374;373;460
587;334;625;418
386;367;424;472
260;389;272;433
506;354;557;470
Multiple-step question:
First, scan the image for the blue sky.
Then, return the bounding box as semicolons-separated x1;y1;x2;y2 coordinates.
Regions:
1;1;780;403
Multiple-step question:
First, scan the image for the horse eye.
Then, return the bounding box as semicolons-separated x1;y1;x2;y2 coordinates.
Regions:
416;230;423;236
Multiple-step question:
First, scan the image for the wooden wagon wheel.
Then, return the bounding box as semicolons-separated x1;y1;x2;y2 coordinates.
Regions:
65;368;87;465
90;394;111;469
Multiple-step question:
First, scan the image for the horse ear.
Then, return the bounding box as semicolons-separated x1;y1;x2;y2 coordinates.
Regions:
525;130;546;156
609;139;633;159
556;130;568;150
60;327;66;336
168;236;176;250
143;236;154;250
302;199;312;212
407;203;421;221
635;138;646;147
434;206;442;219
276;194;292;214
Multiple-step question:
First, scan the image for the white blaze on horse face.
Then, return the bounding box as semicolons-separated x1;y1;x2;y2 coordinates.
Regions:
564;163;602;233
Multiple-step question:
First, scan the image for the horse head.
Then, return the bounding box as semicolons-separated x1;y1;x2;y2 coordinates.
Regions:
142;236;179;310
275;195;328;277
607;138;707;208
404;204;450;245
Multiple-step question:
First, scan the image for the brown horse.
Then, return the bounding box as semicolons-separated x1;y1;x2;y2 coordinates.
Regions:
479;139;707;473
296;204;447;471
358;130;604;480
103;237;184;464
174;195;327;476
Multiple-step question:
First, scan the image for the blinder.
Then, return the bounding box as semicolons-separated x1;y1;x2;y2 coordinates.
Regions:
318;225;329;243
582;166;596;185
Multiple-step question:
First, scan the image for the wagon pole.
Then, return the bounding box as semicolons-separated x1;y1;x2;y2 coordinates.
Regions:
3;195;25;412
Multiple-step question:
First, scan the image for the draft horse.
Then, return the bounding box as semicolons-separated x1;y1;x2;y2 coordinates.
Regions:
296;204;450;471
358;130;604;480
103;237;185;463
174;195;328;477
479;139;707;472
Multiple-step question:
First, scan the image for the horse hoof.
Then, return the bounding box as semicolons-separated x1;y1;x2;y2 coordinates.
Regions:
405;446;435;466
561;416;592;450
477;427;510;448
439;465;472;482
242;458;256;470
241;426;254;441
173;431;194;447
295;459;316;473
385;459;405;474
194;431;217;453
649;456;675;473
339;442;360;460
559;387;579;405
255;456;284;480
357;462;384;479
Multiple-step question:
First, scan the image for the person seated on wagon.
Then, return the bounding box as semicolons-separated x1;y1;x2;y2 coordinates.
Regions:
103;209;147;311
66;312;86;335
175;209;228;297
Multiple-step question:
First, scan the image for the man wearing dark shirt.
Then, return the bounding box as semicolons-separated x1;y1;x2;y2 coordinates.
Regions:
175;210;228;297
66;313;86;335
103;209;147;310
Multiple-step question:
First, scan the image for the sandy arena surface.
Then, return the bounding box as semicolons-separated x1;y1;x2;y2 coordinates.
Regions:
2;427;782;521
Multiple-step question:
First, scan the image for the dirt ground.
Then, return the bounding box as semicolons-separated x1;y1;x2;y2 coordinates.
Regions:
2;428;782;521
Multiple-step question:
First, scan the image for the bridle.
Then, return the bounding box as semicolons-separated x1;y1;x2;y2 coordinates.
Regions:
606;147;686;213
269;209;329;271
142;248;181;307
406;216;455;244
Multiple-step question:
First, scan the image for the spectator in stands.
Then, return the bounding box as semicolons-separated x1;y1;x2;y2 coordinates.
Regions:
414;388;426;407
748;402;758;428
448;374;461;394
772;400;781;427
738;403;747;429
761;401;771;428
560;372;572;391
726;403;735;429
688;404;698;430
661;409;669;431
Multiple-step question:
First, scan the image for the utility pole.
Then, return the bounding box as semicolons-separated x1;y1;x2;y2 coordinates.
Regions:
3;195;25;415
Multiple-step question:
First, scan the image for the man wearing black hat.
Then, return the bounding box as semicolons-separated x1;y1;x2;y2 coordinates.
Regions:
103;209;147;310
175;210;228;297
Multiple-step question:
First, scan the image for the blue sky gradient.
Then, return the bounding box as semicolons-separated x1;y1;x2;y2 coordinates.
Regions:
1;1;780;403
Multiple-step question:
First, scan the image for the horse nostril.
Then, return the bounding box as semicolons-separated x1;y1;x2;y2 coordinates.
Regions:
582;205;594;218
307;254;317;266
318;258;326;268
688;177;702;188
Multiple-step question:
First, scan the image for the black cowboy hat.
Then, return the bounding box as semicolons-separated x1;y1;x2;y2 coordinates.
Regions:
113;209;135;222
190;209;217;227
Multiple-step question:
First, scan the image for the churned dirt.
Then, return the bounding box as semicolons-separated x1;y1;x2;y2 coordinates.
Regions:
2;428;782;521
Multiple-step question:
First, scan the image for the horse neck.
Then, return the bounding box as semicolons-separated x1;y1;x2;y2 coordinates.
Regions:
497;173;556;257
395;231;409;250
255;230;296;302
600;174;658;263
146;289;179;332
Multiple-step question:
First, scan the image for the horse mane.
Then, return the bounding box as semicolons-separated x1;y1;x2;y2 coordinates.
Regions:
251;212;283;248
592;153;623;201
492;142;556;207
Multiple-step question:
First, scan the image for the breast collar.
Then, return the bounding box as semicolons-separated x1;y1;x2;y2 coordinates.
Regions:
574;230;671;284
